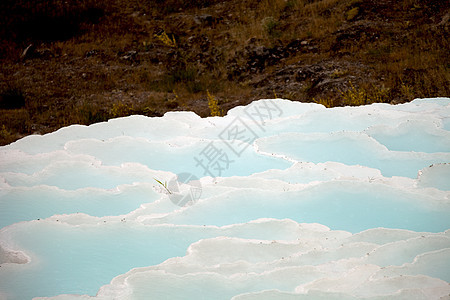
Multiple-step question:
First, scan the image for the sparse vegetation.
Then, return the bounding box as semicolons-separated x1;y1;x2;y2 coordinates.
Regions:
339;81;390;106
314;97;334;108
262;17;280;39
0;0;448;145
207;90;223;117
346;7;360;21
154;31;177;48
110;101;134;118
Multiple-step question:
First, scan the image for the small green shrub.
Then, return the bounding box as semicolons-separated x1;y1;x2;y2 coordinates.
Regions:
285;0;298;10
110;101;133;118
314;97;334;108
346;7;359;21
76;102;109;124
207;90;223;116
0;125;14;145
340;81;366;105
186;80;205;94
171;68;197;83
400;81;415;100
154;31;177;48
330;69;349;78
340;81;390;106
263;17;280;38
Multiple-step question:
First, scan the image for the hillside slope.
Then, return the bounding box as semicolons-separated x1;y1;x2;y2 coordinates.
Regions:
0;0;449;145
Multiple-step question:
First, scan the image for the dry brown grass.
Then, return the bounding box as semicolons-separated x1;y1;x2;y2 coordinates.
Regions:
0;0;448;145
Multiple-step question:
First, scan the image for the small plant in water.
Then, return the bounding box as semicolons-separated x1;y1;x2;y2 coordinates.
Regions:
154;178;172;194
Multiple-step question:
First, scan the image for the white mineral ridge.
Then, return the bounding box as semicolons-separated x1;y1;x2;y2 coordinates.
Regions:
0;98;450;300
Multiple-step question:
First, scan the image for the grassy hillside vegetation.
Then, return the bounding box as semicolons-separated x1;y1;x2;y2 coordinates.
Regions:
0;0;449;144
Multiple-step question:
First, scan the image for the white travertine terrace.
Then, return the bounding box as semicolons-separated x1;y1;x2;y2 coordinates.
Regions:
1;98;449;299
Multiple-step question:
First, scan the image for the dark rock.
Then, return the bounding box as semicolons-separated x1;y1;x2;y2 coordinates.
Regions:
194;14;219;26
331;24;381;52
437;12;449;30
186;35;211;52
166;100;179;109
120;51;138;62
85;50;98;57
36;48;53;59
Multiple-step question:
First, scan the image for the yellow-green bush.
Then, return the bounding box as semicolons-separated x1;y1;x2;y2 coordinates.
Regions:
154;31;177;48
207;90;223;116
340;81;390;106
